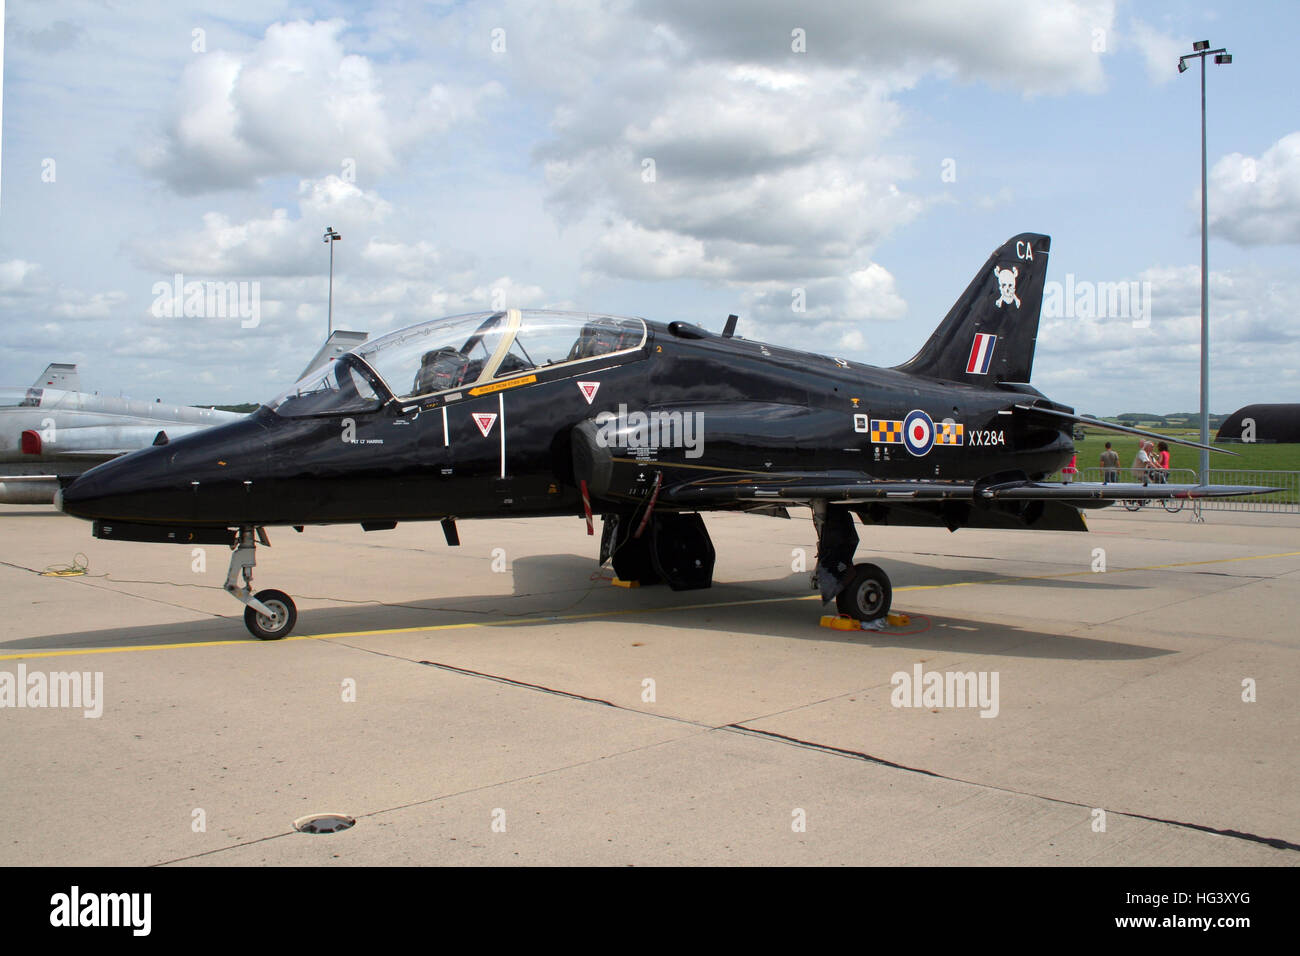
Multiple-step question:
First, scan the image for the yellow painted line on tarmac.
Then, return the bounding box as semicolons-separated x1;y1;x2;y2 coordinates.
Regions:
3;549;1297;662
0;638;259;661
896;549;1300;592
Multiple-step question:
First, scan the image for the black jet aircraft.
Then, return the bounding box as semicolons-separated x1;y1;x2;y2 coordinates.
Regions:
57;233;1274;639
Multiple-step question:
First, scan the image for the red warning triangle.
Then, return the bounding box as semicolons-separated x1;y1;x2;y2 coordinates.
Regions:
472;412;497;437
577;381;600;404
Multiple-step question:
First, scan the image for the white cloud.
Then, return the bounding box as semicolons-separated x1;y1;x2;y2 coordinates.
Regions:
141;19;499;193
1129;19;1186;85
1208;132;1300;245
53;291;128;320
633;0;1114;94
132;176;392;277
1035;264;1300;413
583;222;731;281
519;0;1103;341
0;260;43;294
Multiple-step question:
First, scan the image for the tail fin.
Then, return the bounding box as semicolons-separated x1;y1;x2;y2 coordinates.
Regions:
893;233;1050;383
296;330;369;380
34;363;80;391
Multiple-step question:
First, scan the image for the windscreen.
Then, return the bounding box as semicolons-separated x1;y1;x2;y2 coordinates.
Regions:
0;387;42;408
268;357;382;417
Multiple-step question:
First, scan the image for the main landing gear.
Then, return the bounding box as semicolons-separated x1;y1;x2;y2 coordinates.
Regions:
811;501;892;622
225;526;298;639
600;511;716;590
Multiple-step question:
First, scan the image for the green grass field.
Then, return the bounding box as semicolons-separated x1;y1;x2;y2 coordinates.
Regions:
1058;430;1300;502
1071;430;1300;473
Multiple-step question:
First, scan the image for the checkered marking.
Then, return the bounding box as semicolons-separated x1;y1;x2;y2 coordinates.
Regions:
935;421;964;446
871;419;903;444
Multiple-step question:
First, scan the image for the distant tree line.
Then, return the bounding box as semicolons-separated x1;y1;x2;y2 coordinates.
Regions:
1111;412;1227;428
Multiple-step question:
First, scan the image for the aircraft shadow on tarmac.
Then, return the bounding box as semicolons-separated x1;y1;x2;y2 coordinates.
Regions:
6;553;1173;662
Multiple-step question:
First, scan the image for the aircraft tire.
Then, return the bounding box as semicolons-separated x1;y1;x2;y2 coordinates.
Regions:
610;526;662;586
836;563;891;621
245;589;298;640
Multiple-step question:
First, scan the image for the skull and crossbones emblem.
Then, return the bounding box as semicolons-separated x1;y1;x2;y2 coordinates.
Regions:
993;265;1020;309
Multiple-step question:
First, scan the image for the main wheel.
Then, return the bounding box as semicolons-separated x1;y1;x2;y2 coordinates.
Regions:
835;563;892;621
244;589;297;640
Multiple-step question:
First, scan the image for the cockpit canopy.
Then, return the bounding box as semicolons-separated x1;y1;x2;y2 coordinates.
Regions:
268;309;647;417
0;387;43;408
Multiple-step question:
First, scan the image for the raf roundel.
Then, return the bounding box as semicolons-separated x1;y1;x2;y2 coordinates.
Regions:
902;409;935;457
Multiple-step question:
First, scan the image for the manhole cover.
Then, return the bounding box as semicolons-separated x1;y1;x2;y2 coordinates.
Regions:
293;813;356;834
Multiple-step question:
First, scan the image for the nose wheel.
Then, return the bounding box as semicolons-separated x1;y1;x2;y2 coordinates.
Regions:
244;589;298;640
225;527;298;639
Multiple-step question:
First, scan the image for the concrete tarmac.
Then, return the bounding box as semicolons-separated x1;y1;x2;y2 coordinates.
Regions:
1;503;1296;866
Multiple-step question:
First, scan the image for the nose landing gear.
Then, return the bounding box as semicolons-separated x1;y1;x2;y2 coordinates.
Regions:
225;526;298;639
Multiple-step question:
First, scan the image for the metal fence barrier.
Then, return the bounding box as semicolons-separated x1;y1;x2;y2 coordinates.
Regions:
1203;470;1300;512
1044;466;1300;514
1057;466;1199;485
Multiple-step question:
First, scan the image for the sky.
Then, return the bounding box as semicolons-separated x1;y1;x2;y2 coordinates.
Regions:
1;0;1296;416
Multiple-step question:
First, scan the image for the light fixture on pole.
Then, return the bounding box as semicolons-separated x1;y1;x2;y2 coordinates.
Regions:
323;226;342;336
1178;40;1230;484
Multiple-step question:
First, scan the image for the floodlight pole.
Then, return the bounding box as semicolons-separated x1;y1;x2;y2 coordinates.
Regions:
1179;42;1229;484
323;226;342;337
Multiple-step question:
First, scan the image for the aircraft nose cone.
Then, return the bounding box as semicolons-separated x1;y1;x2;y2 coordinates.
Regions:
58;415;275;526
58;449;166;521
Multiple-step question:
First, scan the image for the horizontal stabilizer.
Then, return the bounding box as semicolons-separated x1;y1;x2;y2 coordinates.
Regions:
1013;403;1238;455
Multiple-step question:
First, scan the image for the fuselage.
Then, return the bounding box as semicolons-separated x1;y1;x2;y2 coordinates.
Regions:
57;314;1075;529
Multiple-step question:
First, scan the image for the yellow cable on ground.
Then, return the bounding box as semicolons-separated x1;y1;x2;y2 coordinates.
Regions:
40;553;89;577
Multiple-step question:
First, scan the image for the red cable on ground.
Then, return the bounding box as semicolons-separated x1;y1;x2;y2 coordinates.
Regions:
884;612;933;636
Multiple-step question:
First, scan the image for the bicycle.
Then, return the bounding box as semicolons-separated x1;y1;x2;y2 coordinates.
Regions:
1121;470;1182;513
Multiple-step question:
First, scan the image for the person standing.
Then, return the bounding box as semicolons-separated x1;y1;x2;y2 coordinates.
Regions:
1100;442;1120;484
1155;441;1170;483
1062;453;1078;484
1133;442;1155;484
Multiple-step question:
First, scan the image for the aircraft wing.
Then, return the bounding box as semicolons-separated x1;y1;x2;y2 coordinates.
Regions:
973;479;1281;501
662;473;976;506
661;472;1281;506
